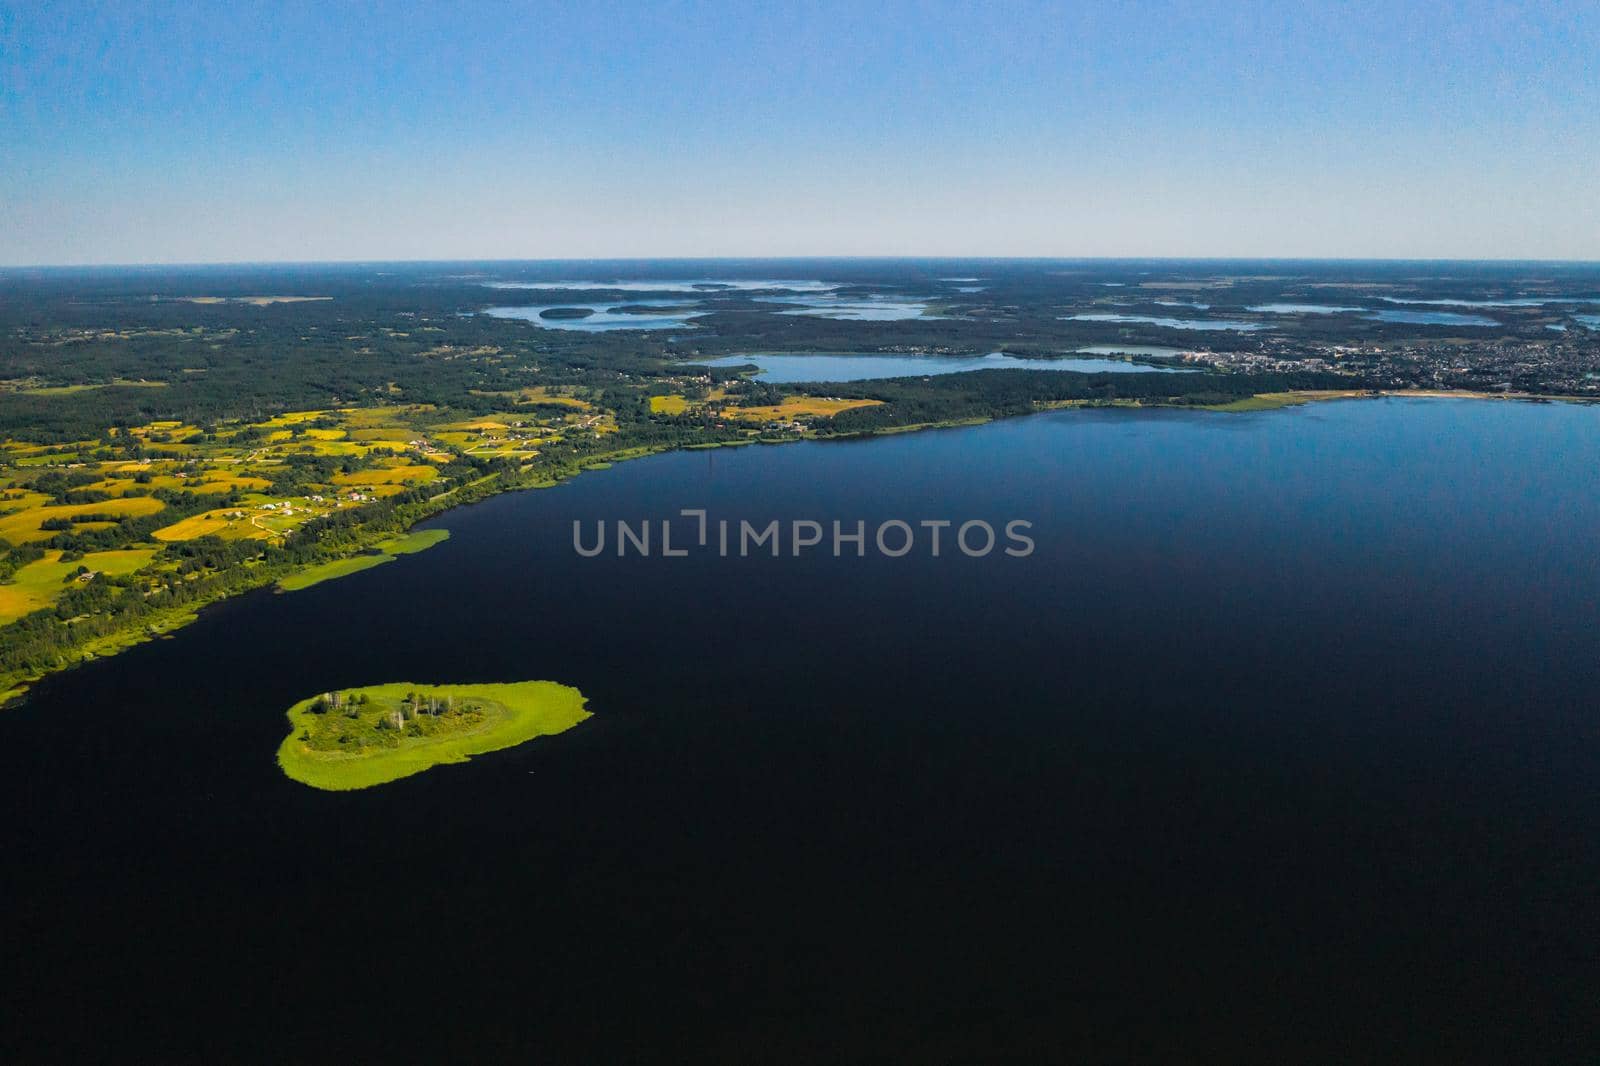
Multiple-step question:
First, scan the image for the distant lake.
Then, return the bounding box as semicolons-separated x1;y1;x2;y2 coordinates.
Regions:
684;351;1185;382
758;295;939;321
484;303;705;332
1367;309;1500;327
1064;313;1267;331
1379;295;1597;308
1249;303;1364;314
484;279;836;294
1576;315;1600;330
1074;344;1191;357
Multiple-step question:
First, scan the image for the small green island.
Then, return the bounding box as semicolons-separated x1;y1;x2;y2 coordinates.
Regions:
277;680;590;790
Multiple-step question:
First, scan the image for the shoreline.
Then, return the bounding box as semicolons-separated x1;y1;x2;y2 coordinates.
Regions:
2;385;1594;706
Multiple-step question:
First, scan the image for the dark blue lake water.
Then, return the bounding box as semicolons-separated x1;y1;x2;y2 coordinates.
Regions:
3;398;1597;1061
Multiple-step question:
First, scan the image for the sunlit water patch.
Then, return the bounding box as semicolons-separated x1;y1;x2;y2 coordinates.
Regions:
484;279;837;294
1249;303;1364;314
1064;313;1266;331
485;303;706;332
759;294;941;321
1378;296;1597;308
1366;309;1499;327
682;351;1185;383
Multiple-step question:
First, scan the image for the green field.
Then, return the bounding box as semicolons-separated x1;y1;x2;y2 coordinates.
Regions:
277;680;591;790
374;529;450;555
277;528;451;591
0;548;158;624
276;553;394;591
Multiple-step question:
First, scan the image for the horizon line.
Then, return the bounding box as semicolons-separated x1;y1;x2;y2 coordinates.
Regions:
6;254;1600;272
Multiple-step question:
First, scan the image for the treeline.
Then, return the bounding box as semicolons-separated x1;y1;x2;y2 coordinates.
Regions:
797;369;1364;431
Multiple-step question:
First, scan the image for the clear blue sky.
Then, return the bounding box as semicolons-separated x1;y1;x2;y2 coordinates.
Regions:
2;0;1596;264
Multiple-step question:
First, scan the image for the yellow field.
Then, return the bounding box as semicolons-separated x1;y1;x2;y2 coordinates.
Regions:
17;380;169;396
191;474;274;492
649;394;689;415
266;427;346;442
515;387;591;409
0;495;167;544
0;490;52;514
152;508;267;542
259;410;331;427
276;440;398;457
333;465;439;486
80;474;182;494
724;397;884;421
443;419;511;432
348;427;415;442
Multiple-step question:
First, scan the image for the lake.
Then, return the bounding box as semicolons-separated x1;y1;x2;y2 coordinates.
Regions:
1368;309;1501;327
757;294;940;321
484;278;837;293
685;351;1185;382
1379;295;1598;308
4;398;1596;1061
484;302;706;331
1249;302;1365;314
1064;312;1267;331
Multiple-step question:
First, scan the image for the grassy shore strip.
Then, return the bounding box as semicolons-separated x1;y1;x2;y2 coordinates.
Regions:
277;680;590;791
375;529;450;555
276;529;451;591
1200;390;1368;412
276;553;394;592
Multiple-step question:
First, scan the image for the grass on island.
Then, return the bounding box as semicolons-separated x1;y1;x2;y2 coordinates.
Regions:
276;528;450;591
277;680;591;790
649;394;689;415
